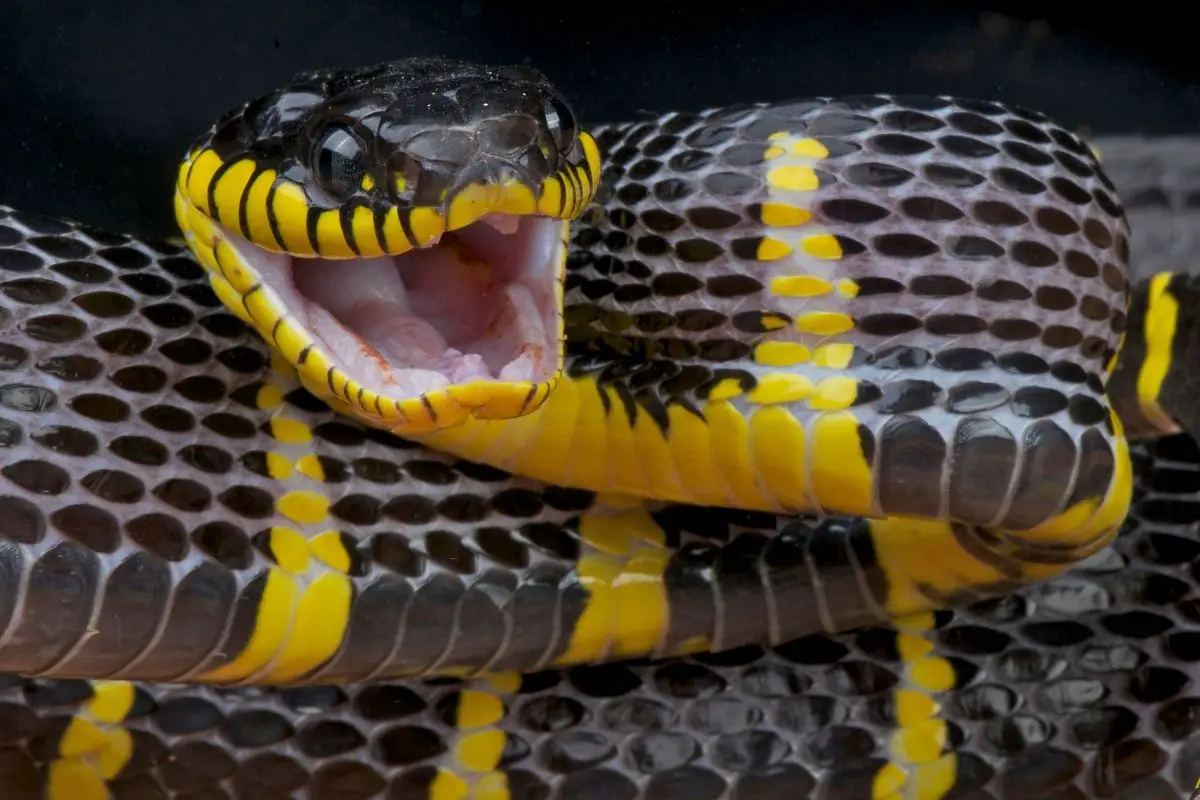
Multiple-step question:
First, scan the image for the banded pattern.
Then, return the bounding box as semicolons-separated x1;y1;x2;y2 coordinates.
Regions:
0;195;1189;797
0;206;970;683
415;95;1134;563
0;53;1195;798
2;434;1198;798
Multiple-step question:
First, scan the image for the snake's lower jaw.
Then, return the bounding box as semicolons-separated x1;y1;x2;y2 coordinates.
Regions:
222;212;568;428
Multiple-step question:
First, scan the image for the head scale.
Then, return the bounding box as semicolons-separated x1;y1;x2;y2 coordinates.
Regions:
196;57;588;237
174;58;600;434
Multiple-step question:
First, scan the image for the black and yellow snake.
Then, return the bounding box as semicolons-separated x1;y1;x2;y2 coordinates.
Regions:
0;57;1198;798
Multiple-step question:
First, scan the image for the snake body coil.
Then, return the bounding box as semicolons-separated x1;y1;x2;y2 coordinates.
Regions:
0;58;1197;798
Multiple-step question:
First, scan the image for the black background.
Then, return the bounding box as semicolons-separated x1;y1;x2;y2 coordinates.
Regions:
2;0;1196;240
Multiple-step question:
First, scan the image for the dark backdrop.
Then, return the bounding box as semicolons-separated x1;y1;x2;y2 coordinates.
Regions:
1;0;1195;240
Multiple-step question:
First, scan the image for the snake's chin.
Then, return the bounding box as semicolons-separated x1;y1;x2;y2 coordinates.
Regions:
230;213;564;399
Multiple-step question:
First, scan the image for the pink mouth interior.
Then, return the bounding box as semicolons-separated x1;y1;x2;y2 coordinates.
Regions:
228;213;563;401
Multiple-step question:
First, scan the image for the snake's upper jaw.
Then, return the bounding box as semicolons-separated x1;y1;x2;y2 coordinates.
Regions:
229;212;566;421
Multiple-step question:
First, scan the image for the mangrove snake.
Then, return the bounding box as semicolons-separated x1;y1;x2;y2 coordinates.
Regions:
0;57;1198;798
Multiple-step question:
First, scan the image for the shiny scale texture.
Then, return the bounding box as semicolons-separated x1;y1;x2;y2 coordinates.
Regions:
0;66;1196;797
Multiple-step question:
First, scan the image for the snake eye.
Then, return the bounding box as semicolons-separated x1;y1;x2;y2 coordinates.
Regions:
312;125;366;198
542;96;577;151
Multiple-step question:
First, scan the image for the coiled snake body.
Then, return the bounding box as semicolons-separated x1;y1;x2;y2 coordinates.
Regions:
0;58;1198;798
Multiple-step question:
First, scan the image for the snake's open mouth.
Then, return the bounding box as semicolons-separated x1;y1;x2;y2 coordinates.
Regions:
225;212;565;402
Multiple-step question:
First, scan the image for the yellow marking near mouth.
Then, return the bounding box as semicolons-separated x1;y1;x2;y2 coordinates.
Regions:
183;149;222;214
245;169;280;248
176;132;596;436
314;208;357;257
270;180;316;255
210;158;258;226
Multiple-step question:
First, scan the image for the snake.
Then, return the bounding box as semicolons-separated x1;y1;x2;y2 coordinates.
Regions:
0;56;1198;798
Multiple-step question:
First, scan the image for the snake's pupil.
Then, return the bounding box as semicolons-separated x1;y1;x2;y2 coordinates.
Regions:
314;125;365;196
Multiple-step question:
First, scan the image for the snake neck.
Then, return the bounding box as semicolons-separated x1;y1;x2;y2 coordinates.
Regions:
411;99;1132;555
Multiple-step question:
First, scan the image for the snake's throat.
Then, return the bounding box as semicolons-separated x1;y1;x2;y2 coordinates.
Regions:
233;213;564;399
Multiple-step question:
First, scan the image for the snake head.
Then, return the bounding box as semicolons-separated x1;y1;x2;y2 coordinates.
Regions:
173;57;601;433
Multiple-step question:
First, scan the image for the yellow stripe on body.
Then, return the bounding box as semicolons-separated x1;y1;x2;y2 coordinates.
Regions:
1010;409;1133;553
863;520;982;799
755;134;879;516
418;370;886;520
758;135;858;354
196;352;354;685
871;613;957;800
759;135;843;279
866;517;1060;621
47;681;137;800
866;508;1111;800
427;493;667;799
431;672;521;800
1135;271;1183;434
555;498;672;665
416;376;722;508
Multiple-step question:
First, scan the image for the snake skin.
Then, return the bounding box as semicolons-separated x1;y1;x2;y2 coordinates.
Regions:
0;204;894;683
1;432;1197;799
0;103;1198;799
